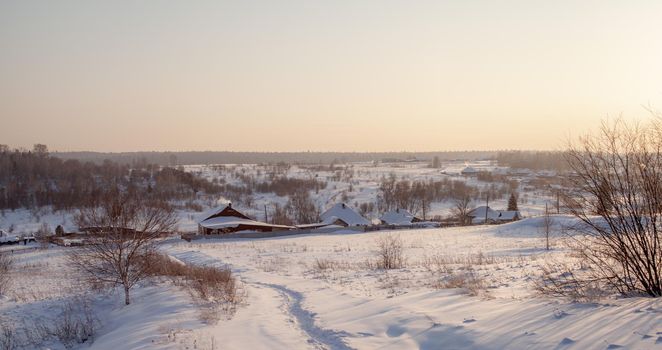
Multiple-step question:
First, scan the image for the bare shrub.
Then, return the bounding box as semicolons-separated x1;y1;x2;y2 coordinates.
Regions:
377;272;402;295
438;270;486;296
311;258;351;273
0;253;12;296
314;258;334;271
535;262;607;302
375;235;405;269
563;118;662;297
145;253;241;312
52;297;99;349
420;252;494;272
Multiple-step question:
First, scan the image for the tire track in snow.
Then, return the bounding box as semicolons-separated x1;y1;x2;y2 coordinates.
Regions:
257;282;355;350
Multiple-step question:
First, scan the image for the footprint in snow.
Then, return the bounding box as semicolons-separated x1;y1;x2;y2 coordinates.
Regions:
557;338;575;348
606;345;623;349
554;309;570;319
386;325;406;338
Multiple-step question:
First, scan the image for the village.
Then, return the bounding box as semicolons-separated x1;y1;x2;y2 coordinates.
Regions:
0;160;544;248
2;0;662;347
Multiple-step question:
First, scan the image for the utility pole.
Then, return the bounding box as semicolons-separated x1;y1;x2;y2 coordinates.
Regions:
484;194;489;225
556;191;560;214
545;202;550;251
264;204;268;223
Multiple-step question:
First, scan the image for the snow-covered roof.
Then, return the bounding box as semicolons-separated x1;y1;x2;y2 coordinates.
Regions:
469;206;521;223
468;206;499;219
199;216;292;230
198;203;231;222
461;166;479;174
320;203;371;226
0;235;19;243
198;202;292;231
380;209;419;225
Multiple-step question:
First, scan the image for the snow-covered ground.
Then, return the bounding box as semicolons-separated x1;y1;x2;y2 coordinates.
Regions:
159;219;661;349
2;218;661;349
2;161;650;349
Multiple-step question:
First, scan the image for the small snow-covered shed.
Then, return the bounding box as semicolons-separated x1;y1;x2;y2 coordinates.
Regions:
379;209;422;226
320;203;371;227
468;206;521;224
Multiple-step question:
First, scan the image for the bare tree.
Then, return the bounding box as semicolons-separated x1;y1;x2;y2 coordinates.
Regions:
69;191;177;305
34;223;52;249
269;203;293;225
451;195;473;226
561;118;662;297
286;190;319;224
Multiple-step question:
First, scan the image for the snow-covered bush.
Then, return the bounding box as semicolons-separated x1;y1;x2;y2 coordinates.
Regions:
146;253;242;314
375;235;405;270
438;270;486;297
53;298;99;349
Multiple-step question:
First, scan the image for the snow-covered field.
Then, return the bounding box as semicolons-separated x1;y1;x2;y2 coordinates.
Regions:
3;218;661;349
1;163;656;349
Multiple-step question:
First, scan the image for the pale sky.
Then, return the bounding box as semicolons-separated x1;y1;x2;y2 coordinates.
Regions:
1;1;662;152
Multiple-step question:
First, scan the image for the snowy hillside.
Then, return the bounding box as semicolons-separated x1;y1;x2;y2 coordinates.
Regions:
2;219;660;349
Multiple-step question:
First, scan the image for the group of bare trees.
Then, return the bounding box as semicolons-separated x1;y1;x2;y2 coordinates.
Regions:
269;190;320;225
0;145;223;211
377;174;434;219
551;118;662;297
377;174;511;220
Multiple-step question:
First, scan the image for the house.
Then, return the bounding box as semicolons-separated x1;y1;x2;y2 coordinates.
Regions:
320;203;371;227
198;203;293;234
379;208;422;226
467;206;499;224
461;166;479;176
468;206;521;224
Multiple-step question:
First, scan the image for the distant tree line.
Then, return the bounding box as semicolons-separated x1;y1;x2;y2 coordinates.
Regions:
0;145;223;211
53;150;497;166
496;151;570;171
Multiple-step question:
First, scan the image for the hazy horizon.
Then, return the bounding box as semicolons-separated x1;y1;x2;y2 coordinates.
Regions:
2;1;662;152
